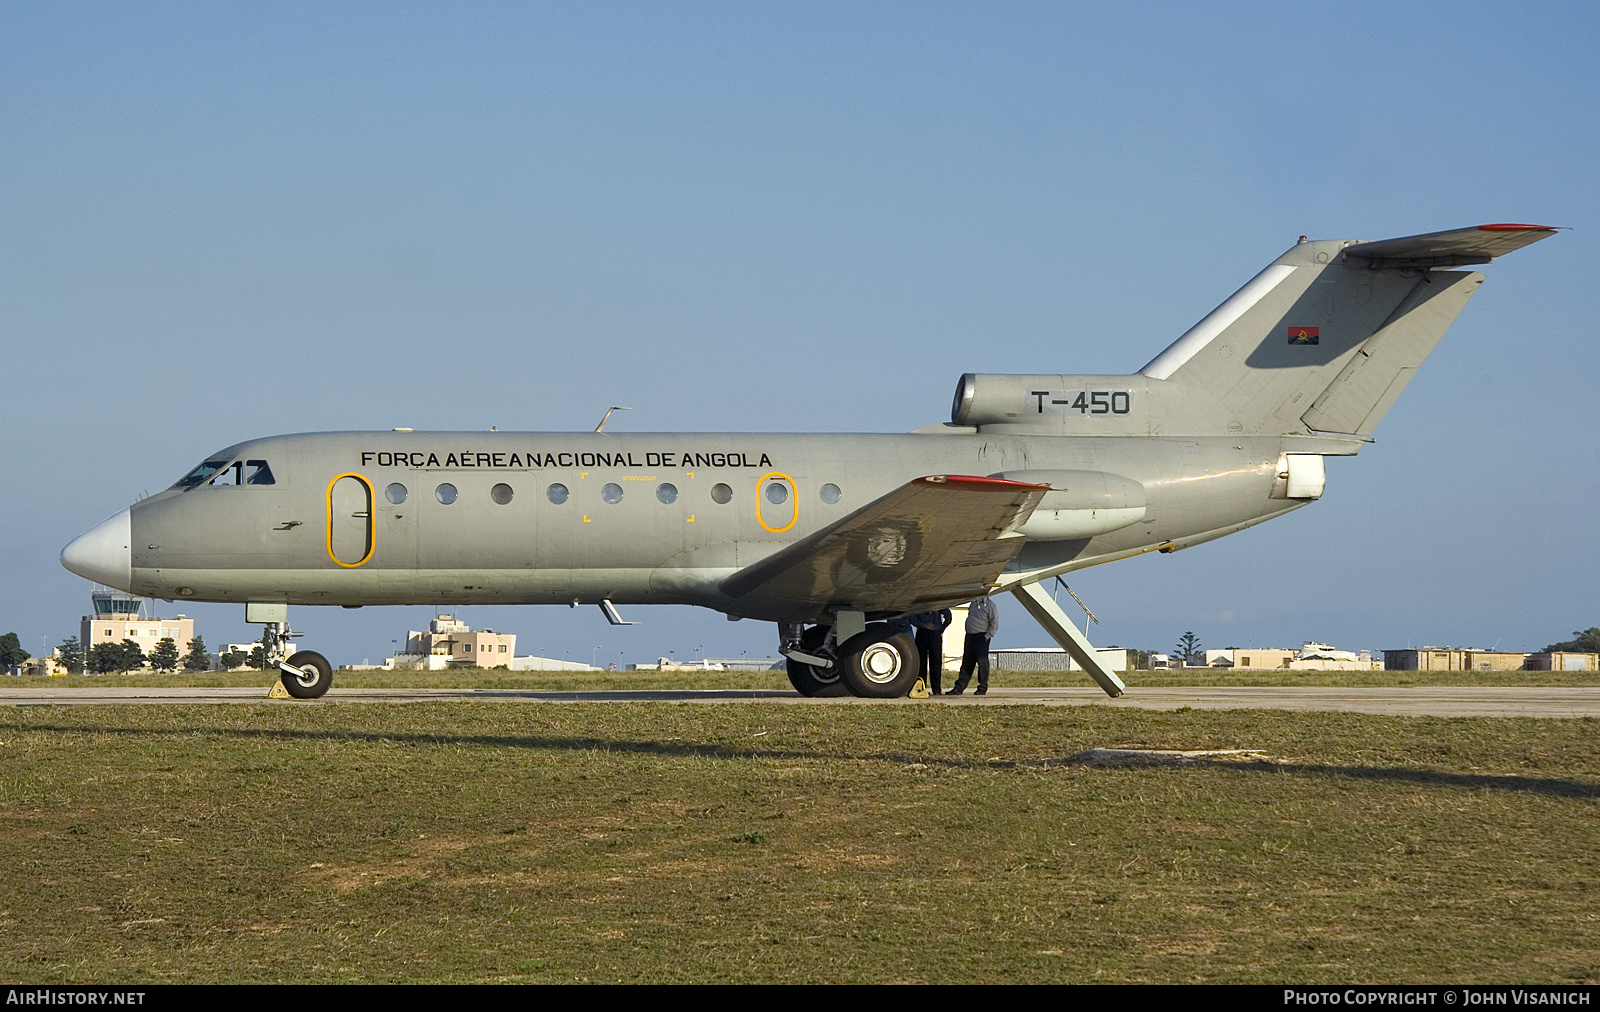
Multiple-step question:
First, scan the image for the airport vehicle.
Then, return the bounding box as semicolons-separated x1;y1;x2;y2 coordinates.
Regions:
60;224;1557;699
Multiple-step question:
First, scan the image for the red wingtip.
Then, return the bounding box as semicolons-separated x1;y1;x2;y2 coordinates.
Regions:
1478;223;1558;231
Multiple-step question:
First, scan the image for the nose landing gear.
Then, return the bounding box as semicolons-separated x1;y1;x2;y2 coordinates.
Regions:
256;613;334;700
278;650;333;699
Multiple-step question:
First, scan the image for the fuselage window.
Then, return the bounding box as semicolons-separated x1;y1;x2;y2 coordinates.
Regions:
765;482;789;504
210;461;244;486
710;483;732;504
436;483;458;505
601;483;623;504
656;483;678;504
491;483;514;505
173;459;228;489
547;483;569;504
385;483;408;505
820;483;842;504
244;460;275;485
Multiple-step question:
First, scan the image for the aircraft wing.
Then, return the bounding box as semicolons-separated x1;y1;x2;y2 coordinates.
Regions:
719;475;1048;618
1342;223;1559;268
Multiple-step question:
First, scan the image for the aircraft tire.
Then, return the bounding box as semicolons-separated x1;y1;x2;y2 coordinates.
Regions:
837;626;919;698
280;650;333;700
786;626;848;697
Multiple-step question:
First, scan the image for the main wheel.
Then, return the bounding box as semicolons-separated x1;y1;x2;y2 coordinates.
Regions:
785;625;849;697
837;625;920;698
280;650;333;699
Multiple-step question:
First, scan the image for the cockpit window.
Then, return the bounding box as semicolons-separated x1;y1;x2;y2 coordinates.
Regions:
245;460;275;485
172;458;276;489
173;459;229;489
210;461;244;486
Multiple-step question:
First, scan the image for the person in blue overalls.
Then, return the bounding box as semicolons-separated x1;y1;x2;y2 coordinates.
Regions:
909;609;952;694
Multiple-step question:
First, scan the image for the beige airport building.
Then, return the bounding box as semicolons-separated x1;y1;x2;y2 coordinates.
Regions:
80;590;195;660
381;614;593;671
398;614;516;668
1385;648;1598;672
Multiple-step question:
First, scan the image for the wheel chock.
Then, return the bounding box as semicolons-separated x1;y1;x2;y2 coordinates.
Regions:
267;679;292;700
909;677;930;699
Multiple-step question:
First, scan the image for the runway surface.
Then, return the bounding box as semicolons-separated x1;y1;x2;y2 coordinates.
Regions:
3;685;1600;718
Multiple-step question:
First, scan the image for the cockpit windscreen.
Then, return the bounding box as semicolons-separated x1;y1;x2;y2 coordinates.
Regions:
172;458;276;489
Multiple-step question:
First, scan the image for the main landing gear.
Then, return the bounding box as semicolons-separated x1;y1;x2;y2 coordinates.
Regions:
780;619;921;699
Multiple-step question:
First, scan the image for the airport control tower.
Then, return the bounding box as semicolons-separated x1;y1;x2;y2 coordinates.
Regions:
81;590;195;661
90;590;144;621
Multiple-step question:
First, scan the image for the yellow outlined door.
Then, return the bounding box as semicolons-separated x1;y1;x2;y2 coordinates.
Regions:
756;471;797;533
327;474;375;567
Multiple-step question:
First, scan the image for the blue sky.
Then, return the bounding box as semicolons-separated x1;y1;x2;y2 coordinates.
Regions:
3;2;1595;666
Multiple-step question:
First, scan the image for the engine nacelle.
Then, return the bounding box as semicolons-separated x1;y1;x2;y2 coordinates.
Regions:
995;469;1147;541
951;373;1156;433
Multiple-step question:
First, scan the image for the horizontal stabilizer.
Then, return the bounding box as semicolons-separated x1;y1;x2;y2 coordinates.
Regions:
720;475;1047;619
1343;223;1560;268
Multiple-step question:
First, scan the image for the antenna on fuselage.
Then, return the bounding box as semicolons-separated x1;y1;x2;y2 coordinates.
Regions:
594;406;631;433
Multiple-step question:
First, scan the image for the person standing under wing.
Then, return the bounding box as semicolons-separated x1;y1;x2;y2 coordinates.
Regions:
950;597;998;696
911;608;952;695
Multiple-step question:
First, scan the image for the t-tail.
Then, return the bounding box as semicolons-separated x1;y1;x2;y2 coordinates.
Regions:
952;223;1559;439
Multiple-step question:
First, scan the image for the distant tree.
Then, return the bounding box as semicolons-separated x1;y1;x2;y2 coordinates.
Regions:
1546;628;1600;654
0;632;30;673
148;637;180;672
87;642;122;674
1174;631;1203;666
118;639;146;671
219;647;247;670
182;636;210;672
57;636;84;674
247;645;265;669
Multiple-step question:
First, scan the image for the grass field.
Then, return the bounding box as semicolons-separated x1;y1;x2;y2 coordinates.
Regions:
2;701;1597;983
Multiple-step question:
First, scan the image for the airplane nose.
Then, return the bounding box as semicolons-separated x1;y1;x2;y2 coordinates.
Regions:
61;508;133;591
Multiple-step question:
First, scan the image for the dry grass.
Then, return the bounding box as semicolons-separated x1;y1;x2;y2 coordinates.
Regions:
1;703;1598;983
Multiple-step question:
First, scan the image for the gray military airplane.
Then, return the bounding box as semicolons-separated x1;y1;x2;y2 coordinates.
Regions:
61;223;1557;700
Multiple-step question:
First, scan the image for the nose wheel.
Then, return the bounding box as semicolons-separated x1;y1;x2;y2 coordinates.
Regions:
278;650;333;699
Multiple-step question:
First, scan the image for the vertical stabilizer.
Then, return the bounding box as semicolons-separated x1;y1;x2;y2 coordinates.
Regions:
1140;239;1427;435
1135;225;1556;437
